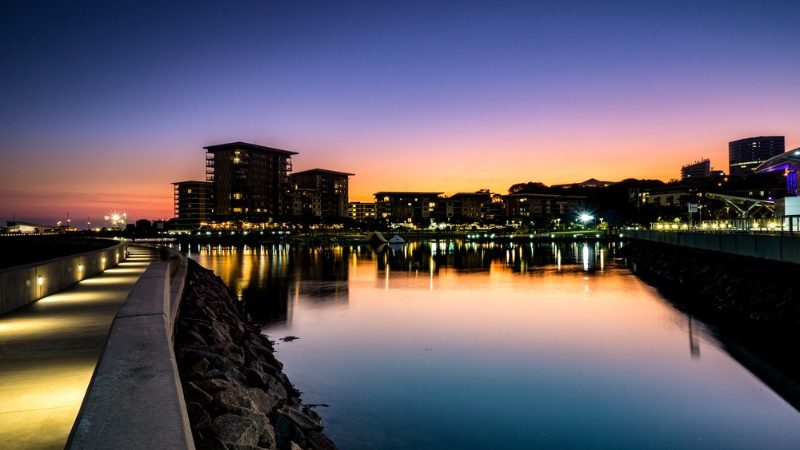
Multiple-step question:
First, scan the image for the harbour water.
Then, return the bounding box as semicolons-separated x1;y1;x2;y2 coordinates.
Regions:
192;240;800;450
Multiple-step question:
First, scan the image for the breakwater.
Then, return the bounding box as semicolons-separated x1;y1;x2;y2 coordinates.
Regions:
175;260;337;450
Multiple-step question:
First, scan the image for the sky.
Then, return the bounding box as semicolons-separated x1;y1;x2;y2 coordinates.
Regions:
1;0;799;224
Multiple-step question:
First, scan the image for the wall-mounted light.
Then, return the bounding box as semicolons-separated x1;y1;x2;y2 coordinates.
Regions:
78;264;84;272
37;275;44;286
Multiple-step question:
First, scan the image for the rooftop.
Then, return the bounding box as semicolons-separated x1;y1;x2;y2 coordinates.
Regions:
291;168;355;177
374;191;443;197
203;141;298;156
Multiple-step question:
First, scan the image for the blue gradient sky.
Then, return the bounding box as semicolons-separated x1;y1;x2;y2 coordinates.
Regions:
1;1;798;223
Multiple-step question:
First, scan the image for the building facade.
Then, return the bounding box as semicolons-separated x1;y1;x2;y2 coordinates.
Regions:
205;142;297;221
348;202;377;221
290;169;353;218
504;193;586;218
374;192;442;223
681;159;711;180
173;181;213;227
729;136;785;178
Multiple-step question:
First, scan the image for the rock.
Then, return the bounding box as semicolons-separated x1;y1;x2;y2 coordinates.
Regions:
195;378;233;394
243;367;268;389
184;381;213;405
279;406;322;431
279;336;300;342
185;401;212;430
275;413;307;449
306;430;338;450
258;422;277;450
211;413;263;447
213;386;260;412
176;260;337;450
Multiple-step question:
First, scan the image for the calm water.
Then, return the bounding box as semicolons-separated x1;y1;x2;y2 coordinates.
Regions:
191;241;800;450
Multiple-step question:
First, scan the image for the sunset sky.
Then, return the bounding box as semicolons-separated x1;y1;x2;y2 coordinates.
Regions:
1;1;798;224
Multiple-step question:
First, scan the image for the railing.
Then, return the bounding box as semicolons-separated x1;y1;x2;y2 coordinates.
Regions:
67;247;194;450
625;230;800;265
649;215;800;235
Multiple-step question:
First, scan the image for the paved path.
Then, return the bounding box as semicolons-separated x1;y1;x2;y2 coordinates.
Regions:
0;246;156;450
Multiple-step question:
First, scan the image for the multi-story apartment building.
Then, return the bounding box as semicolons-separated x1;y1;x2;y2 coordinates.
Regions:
172;181;213;227
204;142;297;221
290;168;353;218
729;136;785;178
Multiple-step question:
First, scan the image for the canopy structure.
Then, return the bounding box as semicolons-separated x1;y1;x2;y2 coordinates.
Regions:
755;148;800;195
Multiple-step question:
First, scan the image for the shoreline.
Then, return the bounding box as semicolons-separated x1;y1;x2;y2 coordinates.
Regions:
174;259;337;450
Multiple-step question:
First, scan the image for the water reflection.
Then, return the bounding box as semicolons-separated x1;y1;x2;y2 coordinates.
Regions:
194;240;619;324
191;240;800;450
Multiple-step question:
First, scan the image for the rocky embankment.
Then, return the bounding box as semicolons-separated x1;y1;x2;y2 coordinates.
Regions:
623;240;800;332
175;260;337;450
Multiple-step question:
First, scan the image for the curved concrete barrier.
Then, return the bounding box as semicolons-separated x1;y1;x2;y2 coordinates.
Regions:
0;239;127;314
67;247;195;450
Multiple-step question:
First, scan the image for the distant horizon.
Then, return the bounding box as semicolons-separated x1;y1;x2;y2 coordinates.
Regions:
0;161;785;226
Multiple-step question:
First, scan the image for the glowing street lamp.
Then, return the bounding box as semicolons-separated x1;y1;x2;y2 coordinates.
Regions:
578;212;595;229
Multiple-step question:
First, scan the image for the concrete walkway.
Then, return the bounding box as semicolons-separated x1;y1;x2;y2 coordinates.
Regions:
0;246;156;450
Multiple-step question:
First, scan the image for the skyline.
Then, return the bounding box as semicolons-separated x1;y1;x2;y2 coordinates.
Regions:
2;1;799;223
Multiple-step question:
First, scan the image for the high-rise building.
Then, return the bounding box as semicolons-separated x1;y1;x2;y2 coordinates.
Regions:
204;142;297;221
729;136;785;177
172;181;213;227
290;169;353;217
681;159;711;180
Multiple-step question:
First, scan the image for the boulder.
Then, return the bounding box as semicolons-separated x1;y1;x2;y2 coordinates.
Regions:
211;413;263;447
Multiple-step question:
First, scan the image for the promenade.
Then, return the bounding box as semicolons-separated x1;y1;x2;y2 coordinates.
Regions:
0;246;155;450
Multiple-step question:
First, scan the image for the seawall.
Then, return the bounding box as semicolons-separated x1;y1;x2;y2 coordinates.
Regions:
175;260;337;450
623;239;800;332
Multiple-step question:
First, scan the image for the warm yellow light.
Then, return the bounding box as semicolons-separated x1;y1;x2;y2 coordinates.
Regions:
37;276;44;286
77;264;84;272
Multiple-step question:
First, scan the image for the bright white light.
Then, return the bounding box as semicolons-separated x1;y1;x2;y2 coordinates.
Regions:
579;213;594;223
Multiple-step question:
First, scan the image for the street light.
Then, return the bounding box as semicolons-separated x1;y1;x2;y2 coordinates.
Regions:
578;212;594;228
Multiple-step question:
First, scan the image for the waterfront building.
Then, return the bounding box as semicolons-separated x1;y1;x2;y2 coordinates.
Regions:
643;187;693;208
290;168;353;218
172;181;213;227
448;191;492;221
729;136;785;177
374;192;443;223
504;193;586;218
205;141;297;221
291;188;322;218
348;202;377;221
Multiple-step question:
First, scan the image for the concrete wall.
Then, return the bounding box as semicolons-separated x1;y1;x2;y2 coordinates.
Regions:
625;231;800;264
68;248;194;450
0;240;127;314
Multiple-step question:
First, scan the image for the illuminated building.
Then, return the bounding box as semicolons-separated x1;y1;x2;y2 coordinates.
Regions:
729;136;784;178
205;142;297;221
374;192;443;222
504;193;586;218
681;159;711;180
290;168;353;217
435;191;493;221
348;202;377;221
172;181;213;227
